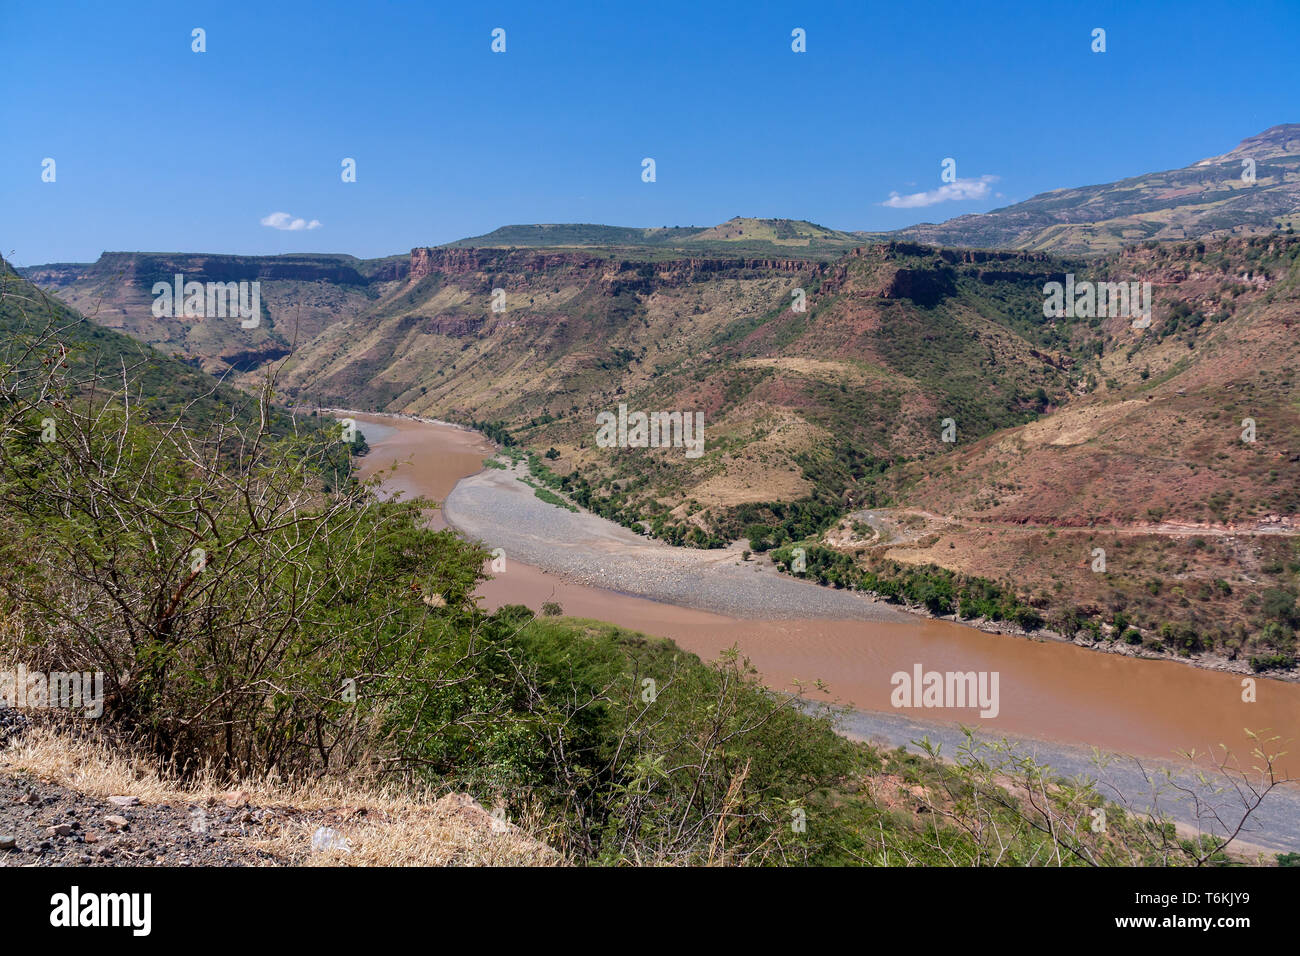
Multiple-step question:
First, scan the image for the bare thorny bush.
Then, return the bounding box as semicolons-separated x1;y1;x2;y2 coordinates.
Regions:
0;284;495;781
494;640;842;865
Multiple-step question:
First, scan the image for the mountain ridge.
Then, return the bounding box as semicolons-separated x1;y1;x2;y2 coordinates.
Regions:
437;217;861;257
874;124;1300;255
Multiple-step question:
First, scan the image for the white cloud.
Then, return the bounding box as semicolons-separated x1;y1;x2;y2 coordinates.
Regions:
882;175;999;209
260;211;322;231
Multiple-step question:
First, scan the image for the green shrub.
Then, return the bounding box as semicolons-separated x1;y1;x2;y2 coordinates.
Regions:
1250;654;1295;672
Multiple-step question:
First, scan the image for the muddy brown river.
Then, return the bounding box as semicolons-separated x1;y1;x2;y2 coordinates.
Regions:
350;412;1300;782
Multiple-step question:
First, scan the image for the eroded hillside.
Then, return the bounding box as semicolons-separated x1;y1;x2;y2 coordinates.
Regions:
841;236;1300;669
20;252;407;375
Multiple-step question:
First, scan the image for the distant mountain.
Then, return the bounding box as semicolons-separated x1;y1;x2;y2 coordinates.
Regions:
442;217;861;257
877;124;1300;255
19;252;408;376
14;220;859;376
0;257;317;442
440;223;699;248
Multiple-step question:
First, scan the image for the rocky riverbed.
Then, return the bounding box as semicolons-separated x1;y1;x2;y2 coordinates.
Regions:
444;461;911;622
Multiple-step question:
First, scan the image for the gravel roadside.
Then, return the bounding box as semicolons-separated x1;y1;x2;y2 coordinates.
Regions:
0;772;285;867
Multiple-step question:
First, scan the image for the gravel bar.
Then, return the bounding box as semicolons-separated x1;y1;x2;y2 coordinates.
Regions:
444;463;911;622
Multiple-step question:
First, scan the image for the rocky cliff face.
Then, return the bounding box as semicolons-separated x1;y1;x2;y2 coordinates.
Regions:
408;247;818;286
16;263;84;287
815;243;1068;301
17;251;406;377
21;252;407;289
409;248;608;278
877;267;958;306
422;314;487;336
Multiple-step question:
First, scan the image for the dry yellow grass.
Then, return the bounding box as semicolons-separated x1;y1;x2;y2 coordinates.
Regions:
1013;399;1145;448
1;724;563;867
735;356;908;388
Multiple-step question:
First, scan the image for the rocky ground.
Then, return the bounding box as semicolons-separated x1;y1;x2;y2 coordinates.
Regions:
0;719;560;868
0;772;286;866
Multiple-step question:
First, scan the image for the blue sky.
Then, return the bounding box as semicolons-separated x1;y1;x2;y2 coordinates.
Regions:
3;0;1297;264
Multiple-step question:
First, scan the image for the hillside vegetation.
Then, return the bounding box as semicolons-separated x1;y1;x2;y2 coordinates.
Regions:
861;236;1300;670
0;260;357;453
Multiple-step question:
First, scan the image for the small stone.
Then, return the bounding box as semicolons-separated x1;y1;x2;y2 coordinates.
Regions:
0;835;16;851
310;826;351;854
83;832;99;844
46;823;74;837
108;795;140;808
104;815;130;831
